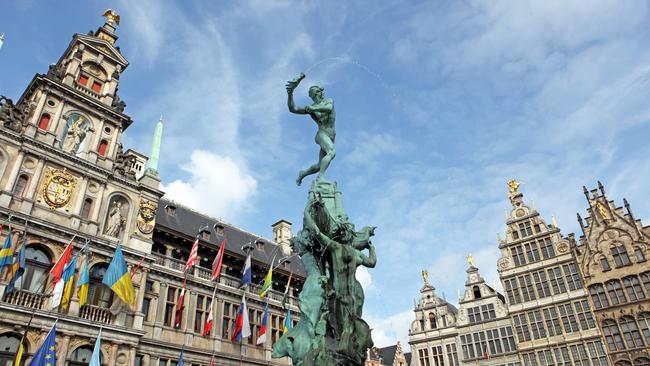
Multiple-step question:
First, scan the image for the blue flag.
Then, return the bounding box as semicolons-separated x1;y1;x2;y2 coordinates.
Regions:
178;350;184;366
89;329;102;366
28;324;56;366
239;254;251;287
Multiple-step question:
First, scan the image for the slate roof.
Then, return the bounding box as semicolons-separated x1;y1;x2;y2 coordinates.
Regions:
378;345;398;365
404;352;411;365
155;198;306;277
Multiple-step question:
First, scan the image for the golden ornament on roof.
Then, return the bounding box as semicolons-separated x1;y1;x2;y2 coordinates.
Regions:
507;179;521;195
102;9;121;26
421;269;429;286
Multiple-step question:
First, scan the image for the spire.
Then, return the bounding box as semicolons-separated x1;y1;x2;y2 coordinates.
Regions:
145;115;164;176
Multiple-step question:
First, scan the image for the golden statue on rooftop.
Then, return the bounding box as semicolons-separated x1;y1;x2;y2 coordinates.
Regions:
467;253;474;267
102;9;121;26
422;269;429;286
507;179;522;195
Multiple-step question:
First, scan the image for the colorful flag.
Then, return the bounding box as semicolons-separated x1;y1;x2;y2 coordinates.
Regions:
256;300;269;345
283;307;292;334
102;244;135;304
50;237;74;282
60;250;81;309
14;335;25;366
232;294;251;342
185;237;199;272
177;350;184;366
281;272;293;309
28;324;56;366
203;299;214;336
259;266;273;298
89;329;102;366
4;230;27;295
239;254;252;288
77;240;90;307
174;282;186;328
211;238;226;281
0;229;13;269
209;353;215;366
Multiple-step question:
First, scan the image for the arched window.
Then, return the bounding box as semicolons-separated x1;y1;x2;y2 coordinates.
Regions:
611;245;632;267
600;257;611;271
81;198;93;220
97;140;109;157
606;280;627;305
589;284;609;309
69;345;99;366
0;333;22;366
638;313;650;346
603;319;624;351
17;245;52;292
616;361;633;366
428;312;437;329
623;276;646;301
89;264;113;308
473;286;481;299
620;316;644;348
38;113;51;130
634;357;650;366
13;174;29;197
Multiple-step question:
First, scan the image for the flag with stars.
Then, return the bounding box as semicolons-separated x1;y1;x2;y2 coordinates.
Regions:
28;323;56;366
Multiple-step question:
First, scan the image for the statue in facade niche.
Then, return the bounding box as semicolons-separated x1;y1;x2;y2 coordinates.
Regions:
273;74;376;366
62;115;92;153
286;73;336;186
105;201;125;237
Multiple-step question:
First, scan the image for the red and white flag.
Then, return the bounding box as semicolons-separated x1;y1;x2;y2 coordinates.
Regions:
50;237;75;309
174;284;186;328
185;237;199;272
203;299;214;336
209;354;215;366
212;238;226;281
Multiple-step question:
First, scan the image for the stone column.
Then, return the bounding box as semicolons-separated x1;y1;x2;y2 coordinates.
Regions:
164;245;173;267
153;281;167;339
57;334;71;366
91;183;106;222
25;159;45;202
133;268;149;329
49;99;66;143
30;91;48;125
142;354;151;366
3;151;25;191
129;346;136;366
108;343;119;366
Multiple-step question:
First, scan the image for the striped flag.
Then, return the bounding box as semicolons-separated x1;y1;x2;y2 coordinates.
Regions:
210;354;215;366
185;237;199;272
211;238;226;281
102;244;135;304
232;294;251;342
283;307;292;334
259;265;273;298
60;250;81;310
239;254;252;288
175;282;186;328
256;300;269;345
0;228;13;269
203;299;214;336
77;240;90;307
281;272;293;309
4;228;27;295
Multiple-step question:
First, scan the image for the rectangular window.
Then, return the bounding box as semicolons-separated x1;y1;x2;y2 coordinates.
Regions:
142;297;152;322
511;245;526;266
91;81;102;93
570;344;590;366
547;267;567;294
445;344;459;366
78;74;89;85
468;306;481;323
524;242;540;263
558;303;579;333
611;245;631;267
481;304;495;321
532;270;552;298
607;280;627;305
562;263;583;291
573;300;595;330
539;237;555;259
271;313;285;344
504;278;522;305
194;294;208;334
418;348;431;366
222;301;236;339
528;310;546;339
542;307;562;336
623;276;646;301
164;286;181;327
431;346;444;366
513;314;531;342
519;274;536;301
537;350;553;366
587;340;609;366
518;221;533;238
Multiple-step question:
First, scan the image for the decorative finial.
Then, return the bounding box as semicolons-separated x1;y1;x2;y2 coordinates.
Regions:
598;181;605;196
552;215;558;227
467;253;474;267
507;179;522;196
421;269;429;286
102;9;121;26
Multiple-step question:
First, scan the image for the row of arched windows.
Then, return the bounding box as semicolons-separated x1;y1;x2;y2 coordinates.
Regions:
600;244;646;271
588;272;650;309
0;333;103;366
9;244;113;307
602;313;650;352
615;357;650;366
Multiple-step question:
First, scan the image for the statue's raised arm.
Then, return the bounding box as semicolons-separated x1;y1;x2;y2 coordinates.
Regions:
286;73;337;186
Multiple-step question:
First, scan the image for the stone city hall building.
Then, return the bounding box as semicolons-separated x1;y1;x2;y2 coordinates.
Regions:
409;183;650;366
0;13;303;366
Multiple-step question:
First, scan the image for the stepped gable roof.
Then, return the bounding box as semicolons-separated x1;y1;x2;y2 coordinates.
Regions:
155;198;306;277
378;344;398;365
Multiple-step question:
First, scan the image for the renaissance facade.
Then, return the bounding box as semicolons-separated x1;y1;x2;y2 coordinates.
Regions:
0;13;302;366
409;182;650;366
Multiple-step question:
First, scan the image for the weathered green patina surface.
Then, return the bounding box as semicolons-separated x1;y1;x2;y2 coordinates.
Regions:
273;74;376;366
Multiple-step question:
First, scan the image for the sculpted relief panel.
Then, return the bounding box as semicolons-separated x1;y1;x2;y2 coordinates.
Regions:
60;113;94;155
104;195;129;238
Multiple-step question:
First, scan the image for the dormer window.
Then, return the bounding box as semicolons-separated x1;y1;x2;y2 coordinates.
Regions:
78;74;89;86
215;224;224;236
91;81;103;93
200;230;210;241
165;205;176;216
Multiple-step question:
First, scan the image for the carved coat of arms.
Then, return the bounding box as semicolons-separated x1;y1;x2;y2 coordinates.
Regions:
38;168;78;210
136;200;157;235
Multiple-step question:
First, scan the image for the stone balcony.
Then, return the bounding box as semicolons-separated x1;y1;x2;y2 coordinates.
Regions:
2;289;47;310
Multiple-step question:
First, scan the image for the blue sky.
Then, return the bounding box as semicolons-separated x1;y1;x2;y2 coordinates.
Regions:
2;0;650;348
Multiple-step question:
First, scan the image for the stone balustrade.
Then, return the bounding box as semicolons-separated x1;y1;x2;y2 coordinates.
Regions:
80;304;113;324
2;289;46;310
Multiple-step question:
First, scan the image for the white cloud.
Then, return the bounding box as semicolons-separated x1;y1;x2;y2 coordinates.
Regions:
161;150;257;221
357;266;374;293
365;309;414;349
